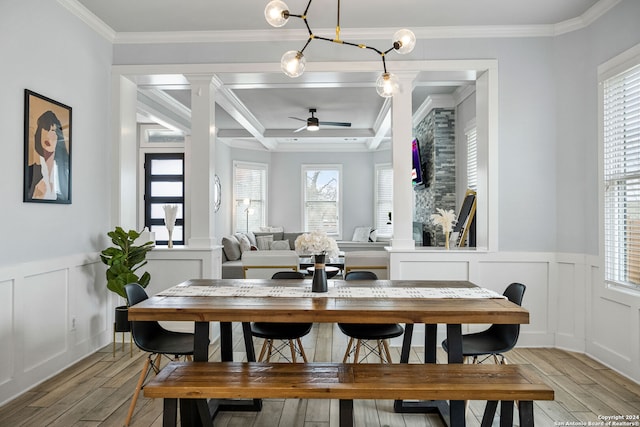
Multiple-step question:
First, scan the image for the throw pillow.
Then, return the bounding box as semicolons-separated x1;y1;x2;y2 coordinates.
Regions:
246;231;257;247
221;236;241;261
237;234;252;253
369;229;378;242
352;226;371;242
256;235;274;250
270;240;290;250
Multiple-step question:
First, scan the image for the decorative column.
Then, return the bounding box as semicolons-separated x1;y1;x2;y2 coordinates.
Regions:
391;72;418;250
185;74;217;248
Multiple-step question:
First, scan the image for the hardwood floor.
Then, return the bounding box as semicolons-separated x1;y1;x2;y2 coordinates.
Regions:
1;323;639;427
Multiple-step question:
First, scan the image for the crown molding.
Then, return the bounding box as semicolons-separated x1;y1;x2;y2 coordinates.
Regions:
57;0;116;42
60;0;623;45
554;0;621;35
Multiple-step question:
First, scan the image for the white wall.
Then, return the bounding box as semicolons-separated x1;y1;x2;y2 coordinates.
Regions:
2;0;640;407
0;0;114;405
268;150;382;239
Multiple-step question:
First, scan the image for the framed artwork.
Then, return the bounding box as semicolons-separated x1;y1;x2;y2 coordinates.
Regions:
23;89;72;204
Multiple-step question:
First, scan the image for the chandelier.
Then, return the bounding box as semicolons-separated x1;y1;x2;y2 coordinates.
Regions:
264;0;416;97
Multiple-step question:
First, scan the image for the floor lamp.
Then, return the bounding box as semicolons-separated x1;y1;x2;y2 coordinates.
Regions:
243;199;253;233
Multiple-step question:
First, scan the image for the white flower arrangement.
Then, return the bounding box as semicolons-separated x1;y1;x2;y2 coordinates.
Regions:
163;204;178;231
294;230;340;259
430;208;457;234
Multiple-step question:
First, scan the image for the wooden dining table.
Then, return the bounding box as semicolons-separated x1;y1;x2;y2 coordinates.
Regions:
128;278;529;427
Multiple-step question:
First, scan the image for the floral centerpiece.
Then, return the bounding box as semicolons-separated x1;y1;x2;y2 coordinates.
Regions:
294;230;340;259
430;208;457;249
294;230;339;293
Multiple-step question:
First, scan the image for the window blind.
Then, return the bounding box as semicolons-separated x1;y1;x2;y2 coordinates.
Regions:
466;126;478;191
234;163;267;233
303;167;340;235
604;63;640;289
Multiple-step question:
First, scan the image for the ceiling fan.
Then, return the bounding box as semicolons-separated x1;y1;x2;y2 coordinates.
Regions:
289;108;352;132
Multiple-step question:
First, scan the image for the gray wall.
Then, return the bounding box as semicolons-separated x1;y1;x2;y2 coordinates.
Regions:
0;0;113;267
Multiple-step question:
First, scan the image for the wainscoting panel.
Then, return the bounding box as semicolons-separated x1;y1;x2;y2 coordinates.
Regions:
0;253;110;407
475;260;551;343
397;260;470;281
22;269;68;372
0;279;13;387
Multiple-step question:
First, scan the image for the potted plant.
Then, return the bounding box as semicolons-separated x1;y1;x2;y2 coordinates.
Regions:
100;227;154;332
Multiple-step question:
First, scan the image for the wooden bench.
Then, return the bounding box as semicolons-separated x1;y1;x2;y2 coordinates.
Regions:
144;362;554;427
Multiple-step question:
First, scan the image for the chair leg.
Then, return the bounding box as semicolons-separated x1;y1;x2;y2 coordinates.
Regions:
376;340;384;363
353;340;362;363
125;355;151;426
258;339;269;362
296;338;308;362
382;340;393;364
265;340;274;362
288;340;297;363
343;338;354;363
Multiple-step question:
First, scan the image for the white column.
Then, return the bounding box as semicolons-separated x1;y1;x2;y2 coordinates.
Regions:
111;74;138;230
391;72;418;249
185;74;217;248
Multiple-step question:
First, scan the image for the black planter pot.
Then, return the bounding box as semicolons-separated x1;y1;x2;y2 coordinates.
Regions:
114;305;131;332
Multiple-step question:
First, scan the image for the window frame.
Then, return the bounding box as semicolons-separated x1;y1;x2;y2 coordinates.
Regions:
301;164;342;239
143;152;185;245
599;42;640;292
374;163;393;238
233;160;268;233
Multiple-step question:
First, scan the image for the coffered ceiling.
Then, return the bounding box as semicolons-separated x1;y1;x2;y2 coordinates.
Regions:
68;0;609;151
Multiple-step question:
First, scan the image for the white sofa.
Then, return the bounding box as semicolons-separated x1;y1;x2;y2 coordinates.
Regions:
241;250;300;279
344;251;389;279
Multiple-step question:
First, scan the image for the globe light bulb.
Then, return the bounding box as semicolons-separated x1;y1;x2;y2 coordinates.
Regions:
375;72;399;98
264;0;289;27
393;29;416;54
281;50;306;78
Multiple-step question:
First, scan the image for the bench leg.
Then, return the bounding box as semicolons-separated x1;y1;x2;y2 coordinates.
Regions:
518;401;534;427
481;401;498;427
449;400;466;427
499;400;514;427
163;398;178;427
339;399;354;427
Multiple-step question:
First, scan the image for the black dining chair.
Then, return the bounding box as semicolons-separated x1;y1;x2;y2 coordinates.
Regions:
441;282;526;364
338;271;404;363
123;283;196;427
250;271;313;362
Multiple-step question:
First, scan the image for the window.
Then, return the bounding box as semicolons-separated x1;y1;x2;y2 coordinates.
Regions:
375;164;393;238
465;121;478;191
302;165;341;237
234;161;267;233
144;153;185;245
602;54;640;290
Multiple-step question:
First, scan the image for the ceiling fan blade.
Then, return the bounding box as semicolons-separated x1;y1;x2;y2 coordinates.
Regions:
288;116;306;122
319;121;352;127
293;125;307;133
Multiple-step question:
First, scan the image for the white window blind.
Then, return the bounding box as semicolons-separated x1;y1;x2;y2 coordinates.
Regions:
375;164;393;237
234;162;267;233
302;165;340;236
466;125;478;191
604;63;640;289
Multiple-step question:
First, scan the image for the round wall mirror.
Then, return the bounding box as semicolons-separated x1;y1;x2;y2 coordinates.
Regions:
213;175;221;212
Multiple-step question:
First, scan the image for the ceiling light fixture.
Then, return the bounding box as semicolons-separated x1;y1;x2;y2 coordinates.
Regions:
264;0;416;97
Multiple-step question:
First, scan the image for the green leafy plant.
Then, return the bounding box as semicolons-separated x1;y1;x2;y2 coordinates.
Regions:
100;227;154;300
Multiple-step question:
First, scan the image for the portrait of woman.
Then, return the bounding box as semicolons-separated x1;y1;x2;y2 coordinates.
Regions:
24;90;72;203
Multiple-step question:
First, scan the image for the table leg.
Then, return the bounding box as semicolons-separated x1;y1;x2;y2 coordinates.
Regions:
394;324;467;427
176;322;211;427
214;322;262;413
220;322;233;361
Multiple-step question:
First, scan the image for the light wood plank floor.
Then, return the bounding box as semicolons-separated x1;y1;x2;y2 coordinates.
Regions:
1;323;639;426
